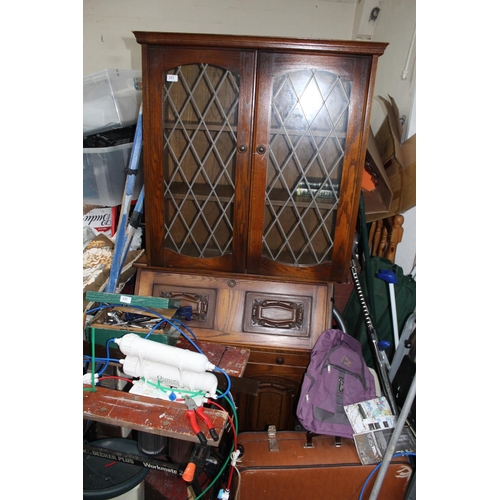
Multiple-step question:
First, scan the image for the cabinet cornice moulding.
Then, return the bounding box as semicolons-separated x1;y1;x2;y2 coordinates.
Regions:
133;31;388;56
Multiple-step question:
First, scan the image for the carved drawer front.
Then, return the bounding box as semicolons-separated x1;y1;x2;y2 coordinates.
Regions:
135;268;333;350
152;283;217;329
243;293;311;338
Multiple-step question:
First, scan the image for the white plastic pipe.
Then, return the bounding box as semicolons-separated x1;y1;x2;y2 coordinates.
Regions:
376;270;400;351
387;283;399;349
120;356;218;398
401;26;416;80
115;334;216;373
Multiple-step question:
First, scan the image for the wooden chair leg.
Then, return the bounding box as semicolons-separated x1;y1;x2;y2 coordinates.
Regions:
368;215;405;263
385;214;404;263
377;226;388;258
371;219;383;257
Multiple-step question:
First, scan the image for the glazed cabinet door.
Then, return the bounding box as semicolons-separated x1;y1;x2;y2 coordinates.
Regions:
136;33;385;281
247;52;373;282
141;45;256;272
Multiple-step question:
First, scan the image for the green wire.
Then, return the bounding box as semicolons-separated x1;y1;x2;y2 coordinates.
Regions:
82;328;239;498
143;378;205;398
83;327;97;392
194;392;238;500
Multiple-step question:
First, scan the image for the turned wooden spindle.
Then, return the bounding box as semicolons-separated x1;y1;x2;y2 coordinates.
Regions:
385;214;404;263
377;226;388;258
371;219;383;256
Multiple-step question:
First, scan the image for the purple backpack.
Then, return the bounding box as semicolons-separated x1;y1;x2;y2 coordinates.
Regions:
296;329;377;439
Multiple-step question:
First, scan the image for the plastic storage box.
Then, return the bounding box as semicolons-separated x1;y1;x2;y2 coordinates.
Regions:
83;126;143;207
84;69;142;136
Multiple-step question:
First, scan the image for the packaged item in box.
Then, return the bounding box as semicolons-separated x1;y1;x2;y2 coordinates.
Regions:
83;69;142;136
83;205;118;237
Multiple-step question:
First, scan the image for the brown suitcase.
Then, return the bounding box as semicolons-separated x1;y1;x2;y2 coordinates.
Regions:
234;430;412;500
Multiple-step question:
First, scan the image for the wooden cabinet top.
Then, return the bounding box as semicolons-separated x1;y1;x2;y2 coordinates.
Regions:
133;31;387;282
133;31;388;56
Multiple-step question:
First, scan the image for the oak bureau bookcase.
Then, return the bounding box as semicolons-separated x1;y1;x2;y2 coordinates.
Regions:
133;32;386;431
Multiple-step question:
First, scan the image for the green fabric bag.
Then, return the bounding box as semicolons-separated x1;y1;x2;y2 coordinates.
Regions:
343;256;416;368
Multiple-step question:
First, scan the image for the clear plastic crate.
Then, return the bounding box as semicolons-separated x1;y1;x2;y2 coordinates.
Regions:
83;69;142;136
83;127;143;207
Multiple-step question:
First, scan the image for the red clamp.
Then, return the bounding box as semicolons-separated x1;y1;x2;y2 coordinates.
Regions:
185;397;219;444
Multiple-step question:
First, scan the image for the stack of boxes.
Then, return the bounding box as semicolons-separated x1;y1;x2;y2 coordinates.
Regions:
83;69;143;236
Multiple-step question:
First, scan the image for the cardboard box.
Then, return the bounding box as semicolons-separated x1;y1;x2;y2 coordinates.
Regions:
83;205;119;237
375;96;405;168
384;133;416;218
362;129;393;219
364;95;416;222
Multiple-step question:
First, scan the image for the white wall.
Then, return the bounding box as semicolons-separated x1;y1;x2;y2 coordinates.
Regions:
83;0;357;75
370;0;416;137
370;0;416;276
83;0;416;275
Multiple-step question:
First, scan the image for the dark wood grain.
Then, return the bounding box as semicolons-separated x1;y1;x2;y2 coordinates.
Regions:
83;385;227;444
134;32;386;283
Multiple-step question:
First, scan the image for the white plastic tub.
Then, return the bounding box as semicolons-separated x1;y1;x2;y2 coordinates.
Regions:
83;141;143;207
84;69;142;136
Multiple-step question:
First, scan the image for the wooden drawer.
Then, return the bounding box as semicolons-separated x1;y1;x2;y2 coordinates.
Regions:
243;345;310;382
243;362;307;383
134;268;333;350
247;348;310;368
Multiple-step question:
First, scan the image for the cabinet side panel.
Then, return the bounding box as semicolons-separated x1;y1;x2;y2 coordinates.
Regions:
142;45;167;266
329;57;374;281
